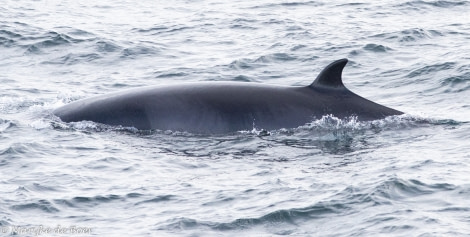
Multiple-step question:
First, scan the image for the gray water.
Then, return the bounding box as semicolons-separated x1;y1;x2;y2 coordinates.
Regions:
1;0;470;236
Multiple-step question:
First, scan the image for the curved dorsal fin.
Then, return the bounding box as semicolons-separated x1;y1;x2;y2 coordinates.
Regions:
309;58;348;89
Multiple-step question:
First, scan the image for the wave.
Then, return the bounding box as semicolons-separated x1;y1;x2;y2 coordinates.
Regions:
132;25;195;36
135;195;176;205
155;71;190;79
119;44;162;59
439;72;470;93
230;18;259;30
95;40;122;53
51;193;175;210
403;62;470;94
0;119;14;133
0;23;161;64
249;1;324;9
370;28;444;43
0;142;29;157
349;43;393;56
158;177;459;234
397;0;468;9
0;29;22;48
11;199;60;213
228;53;297;70
41;53;102;65
367;177;456;202
23;31;88;55
161;200;343;232
407;62;455;78
38;40;161;64
53;194;129;209
363;43;392;52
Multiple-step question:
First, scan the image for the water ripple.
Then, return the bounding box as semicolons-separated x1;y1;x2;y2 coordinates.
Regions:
371;28;444;42
397;0;468;9
11;200;60;213
407;62;456;78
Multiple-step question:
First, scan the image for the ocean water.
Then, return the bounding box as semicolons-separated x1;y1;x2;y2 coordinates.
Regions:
1;0;470;236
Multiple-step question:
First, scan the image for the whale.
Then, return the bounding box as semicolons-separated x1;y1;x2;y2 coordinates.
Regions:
53;59;403;133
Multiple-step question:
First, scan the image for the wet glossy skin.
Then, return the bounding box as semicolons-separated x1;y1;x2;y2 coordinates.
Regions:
54;59;403;133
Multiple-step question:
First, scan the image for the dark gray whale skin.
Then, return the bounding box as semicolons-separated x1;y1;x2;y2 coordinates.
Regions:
53;59;403;133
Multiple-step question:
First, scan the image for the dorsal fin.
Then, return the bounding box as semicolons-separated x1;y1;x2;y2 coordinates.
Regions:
309;58;348;89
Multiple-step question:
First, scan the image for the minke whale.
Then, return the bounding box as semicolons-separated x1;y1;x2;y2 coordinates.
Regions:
54;59;403;133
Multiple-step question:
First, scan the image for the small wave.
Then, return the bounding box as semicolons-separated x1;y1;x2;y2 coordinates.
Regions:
290;44;307;51
0;144;25;157
11;200;60;213
439;72;470;93
0;29;22;38
23;31;84;54
133;26;168;33
397;0;468;9
229;58;257;70
161;201;341;231
126;192;144;198
407;62;455;78
95;40;122;53
255;53;297;63
367;177;456;203
229;53;297;70
72;195;121;204
54;193;174;209
62;28;95;38
42;53;102;65
250;1;324;9
213;204;344;230
336;2;368;7
135;195;176;205
30;36;124;64
120;45;162;59
0;36;15;47
230;18;258;30
0;29;22;48
155;71;189;78
370;28;443;42
279;1;322;7
0;119;14;132
350;43;393;56
53;194;124;209
232;18;257;23
363;43;392;52
232;75;254;82
0;25;99;55
27;183;62;193
426;118;466;126
132;25;194;36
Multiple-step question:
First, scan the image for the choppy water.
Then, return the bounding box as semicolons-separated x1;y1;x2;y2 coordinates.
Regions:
1;0;470;236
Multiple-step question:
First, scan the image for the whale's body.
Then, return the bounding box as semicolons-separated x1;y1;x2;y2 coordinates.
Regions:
54;59;403;133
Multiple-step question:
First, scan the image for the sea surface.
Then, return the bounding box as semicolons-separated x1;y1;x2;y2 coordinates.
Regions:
1;0;470;236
